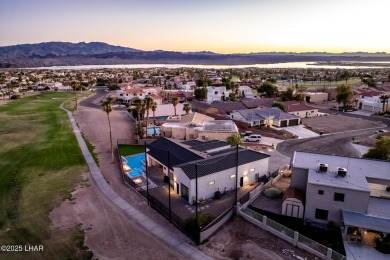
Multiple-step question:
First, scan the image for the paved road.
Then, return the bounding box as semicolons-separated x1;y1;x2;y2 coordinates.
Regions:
276;128;382;158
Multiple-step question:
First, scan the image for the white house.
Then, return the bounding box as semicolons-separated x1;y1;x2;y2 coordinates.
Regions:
177;81;196;91
207;86;227;103
290;151;390;228
239;86;255;99
160;113;239;141
117;88;158;103
357;91;389;113
147;138;270;204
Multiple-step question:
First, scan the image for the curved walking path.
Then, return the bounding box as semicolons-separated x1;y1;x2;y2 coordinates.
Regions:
60;103;210;260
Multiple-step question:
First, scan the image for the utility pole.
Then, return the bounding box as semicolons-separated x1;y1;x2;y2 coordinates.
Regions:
195;163;199;244
235;144;239;206
168;149;171;222
144;142;149;205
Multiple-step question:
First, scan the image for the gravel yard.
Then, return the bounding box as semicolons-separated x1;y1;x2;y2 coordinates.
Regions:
302;114;384;134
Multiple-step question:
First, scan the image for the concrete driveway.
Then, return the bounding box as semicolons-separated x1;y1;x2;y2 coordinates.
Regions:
278;125;319;139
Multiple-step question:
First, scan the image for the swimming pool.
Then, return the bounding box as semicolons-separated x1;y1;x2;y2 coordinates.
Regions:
124;153;145;178
146;126;160;136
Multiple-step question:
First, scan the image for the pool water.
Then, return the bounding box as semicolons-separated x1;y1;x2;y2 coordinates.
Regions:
124;153;146;178
146;126;160;136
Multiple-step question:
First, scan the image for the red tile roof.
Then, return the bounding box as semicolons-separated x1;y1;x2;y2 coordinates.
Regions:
284;101;316;112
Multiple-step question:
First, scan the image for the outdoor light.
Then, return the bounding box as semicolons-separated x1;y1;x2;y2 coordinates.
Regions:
133;178;142;184
208;180;215;185
250;168;255;172
230;174;236;178
123;164;131;171
244;172;248;176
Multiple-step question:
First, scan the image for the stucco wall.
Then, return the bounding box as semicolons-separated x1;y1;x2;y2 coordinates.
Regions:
185;158;269;204
291;167;309;192
289;109;318;118
198;131;235;142
307;93;328;103
304;183;370;226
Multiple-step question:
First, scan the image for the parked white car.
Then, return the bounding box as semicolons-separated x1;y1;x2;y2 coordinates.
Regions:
244;134;262;142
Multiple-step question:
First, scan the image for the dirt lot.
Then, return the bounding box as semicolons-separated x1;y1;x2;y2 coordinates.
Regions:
200;216;315;260
302;114;384;134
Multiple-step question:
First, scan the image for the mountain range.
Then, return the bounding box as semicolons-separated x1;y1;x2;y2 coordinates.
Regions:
1;41;390;68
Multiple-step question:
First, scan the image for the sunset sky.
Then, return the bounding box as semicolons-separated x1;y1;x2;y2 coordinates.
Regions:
1;0;389;53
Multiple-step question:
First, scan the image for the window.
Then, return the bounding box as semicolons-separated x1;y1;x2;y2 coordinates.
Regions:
315;209;328;220
208;180;215;185
318;190;324;195
334;192;345;202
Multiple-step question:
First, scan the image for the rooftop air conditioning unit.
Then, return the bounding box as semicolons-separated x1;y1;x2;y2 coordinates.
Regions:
318;163;328;172
337;167;347;177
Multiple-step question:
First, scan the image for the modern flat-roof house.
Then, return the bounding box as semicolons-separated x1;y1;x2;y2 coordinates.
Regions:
147;138;270;204
290;151;390;227
230;107;300;127
207;86;227;103
304;92;328;103
239;86;255;99
160;113;238;141
357;90;389;113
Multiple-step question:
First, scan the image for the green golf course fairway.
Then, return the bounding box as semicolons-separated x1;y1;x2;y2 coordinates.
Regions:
0;92;93;259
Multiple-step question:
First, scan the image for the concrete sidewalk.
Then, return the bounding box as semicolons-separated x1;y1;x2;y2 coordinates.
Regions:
60;103;210;260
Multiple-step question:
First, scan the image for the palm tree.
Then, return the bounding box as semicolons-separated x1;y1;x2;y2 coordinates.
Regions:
144;96;154;139
227;133;243;146
101;97;114;162
171;96;179;116
133;98;143;124
183;103;191;114
151;101;157;125
379;94;389;113
141;102;146;137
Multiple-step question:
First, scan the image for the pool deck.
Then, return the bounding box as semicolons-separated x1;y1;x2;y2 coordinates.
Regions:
61;103;211;260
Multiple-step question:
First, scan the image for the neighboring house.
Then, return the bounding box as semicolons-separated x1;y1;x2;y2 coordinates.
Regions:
239;86;255;99
177;81;196;91
290;151;390;229
357;90;388;113
160;113;238;141
117;88;158;103
210;101;247;115
230;107;300;127
166;92;187;103
284;101;319;118
304;92;328;103
190;100;219;114
207;86;227;102
147;138;270;204
240;97;279;109
147;103;190;118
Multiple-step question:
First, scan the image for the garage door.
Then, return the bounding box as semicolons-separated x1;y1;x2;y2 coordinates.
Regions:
280;120;288;127
288;119;299;126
